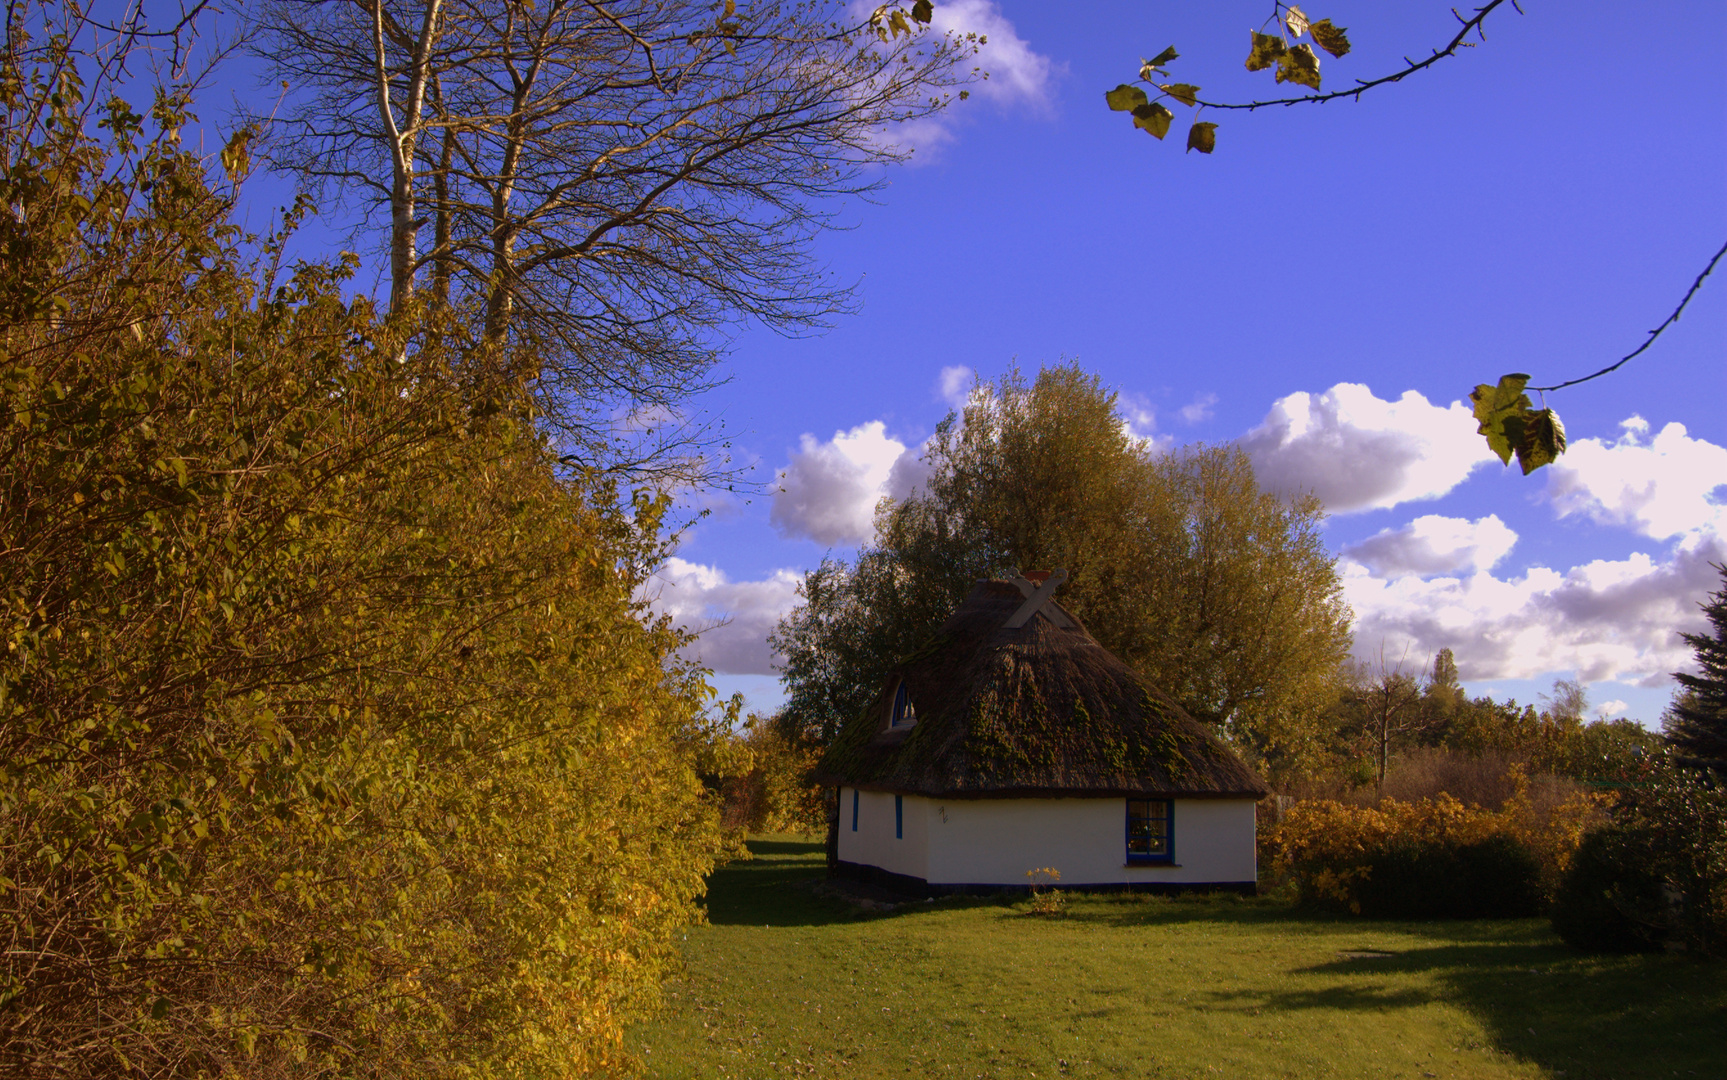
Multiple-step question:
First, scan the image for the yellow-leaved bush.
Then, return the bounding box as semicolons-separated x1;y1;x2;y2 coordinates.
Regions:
0;19;733;1078
1265;769;1607;914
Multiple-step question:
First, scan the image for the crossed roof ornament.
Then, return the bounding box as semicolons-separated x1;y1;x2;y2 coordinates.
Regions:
1005;568;1074;629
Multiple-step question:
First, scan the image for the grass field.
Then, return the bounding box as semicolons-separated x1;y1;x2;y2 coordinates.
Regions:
629;837;1725;1080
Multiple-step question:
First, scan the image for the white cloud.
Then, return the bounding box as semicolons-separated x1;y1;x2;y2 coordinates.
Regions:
937;365;974;408
1596;699;1630;720
1240;383;1498;514
1343;514;1518;578
1179;392;1218;425
928;0;1059;111
1548;418;1727;541
861;0;1060;159
648;558;803;676
1342;542;1723;687
1341;419;1727;689
771;421;911;545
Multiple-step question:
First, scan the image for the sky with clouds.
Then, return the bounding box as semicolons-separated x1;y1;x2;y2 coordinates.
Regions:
212;2;1722;725
639;1;1725;727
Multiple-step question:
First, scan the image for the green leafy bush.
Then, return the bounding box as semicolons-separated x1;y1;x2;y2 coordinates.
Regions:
0;13;729;1076
1550;751;1727;956
1355;834;1542;920
1549;826;1670;953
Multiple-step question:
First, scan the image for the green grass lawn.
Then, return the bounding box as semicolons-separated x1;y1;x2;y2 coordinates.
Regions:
629;837;1725;1080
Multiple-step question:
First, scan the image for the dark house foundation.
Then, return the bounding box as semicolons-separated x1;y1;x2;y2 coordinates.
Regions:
833;859;1257;898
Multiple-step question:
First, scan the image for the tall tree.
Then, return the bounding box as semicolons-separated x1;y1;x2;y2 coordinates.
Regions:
252;0;973;478
771;364;1354;768
1667;563;1727;775
0;10;733;1071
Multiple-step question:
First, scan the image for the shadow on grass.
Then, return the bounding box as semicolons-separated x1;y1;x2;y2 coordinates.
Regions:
701;837;1727;1078
1202;936;1727;1080
702;837;855;927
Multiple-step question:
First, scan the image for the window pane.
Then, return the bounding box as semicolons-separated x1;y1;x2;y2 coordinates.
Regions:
1127;799;1170;858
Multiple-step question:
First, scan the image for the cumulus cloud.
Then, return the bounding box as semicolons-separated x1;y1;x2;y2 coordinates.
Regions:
648;558;803;676
1341;419;1727;688
1343;543;1723;686
1240;383;1498;514
1343;514;1518;578
1548;417;1727;541
771;421;912;545
1596;699;1630;720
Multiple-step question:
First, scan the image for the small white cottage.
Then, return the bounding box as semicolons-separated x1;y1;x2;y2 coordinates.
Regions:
816;571;1268;894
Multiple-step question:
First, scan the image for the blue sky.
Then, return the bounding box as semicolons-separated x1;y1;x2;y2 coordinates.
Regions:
639;1;1726;726
211;1;1726;726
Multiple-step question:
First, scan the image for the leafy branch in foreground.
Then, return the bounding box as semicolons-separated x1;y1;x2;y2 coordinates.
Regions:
1107;2;1513;153
1469;237;1726;475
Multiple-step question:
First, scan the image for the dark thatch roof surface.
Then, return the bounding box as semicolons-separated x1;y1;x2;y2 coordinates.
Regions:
815;579;1268;800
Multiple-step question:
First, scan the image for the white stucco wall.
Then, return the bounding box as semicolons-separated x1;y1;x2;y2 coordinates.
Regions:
836;787;929;881
842;793;1257;887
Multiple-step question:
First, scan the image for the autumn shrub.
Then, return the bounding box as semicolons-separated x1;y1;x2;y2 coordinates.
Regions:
1267;771;1606;916
721;714;828;833
0;19;729;1077
1376;747;1525;807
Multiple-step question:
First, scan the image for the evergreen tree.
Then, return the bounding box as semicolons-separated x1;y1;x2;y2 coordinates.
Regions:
1667;564;1727;775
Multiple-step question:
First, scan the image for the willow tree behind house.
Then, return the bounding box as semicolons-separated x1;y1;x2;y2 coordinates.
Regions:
817;572;1268;893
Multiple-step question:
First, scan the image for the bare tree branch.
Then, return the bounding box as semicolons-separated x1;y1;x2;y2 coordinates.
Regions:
1532;238;1727;393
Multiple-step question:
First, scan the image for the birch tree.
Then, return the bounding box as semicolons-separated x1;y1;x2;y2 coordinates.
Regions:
253;0;973;477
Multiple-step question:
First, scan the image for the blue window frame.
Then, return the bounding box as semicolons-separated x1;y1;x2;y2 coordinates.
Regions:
895;795;903;839
891;681;916;727
1126;799;1173;863
851;788;858;831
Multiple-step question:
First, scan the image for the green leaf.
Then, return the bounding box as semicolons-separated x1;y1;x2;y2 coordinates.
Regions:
1309;19;1352;58
1160;83;1200;107
1106;84;1150;112
1132;102;1174;139
151;996;170;1020
1284;5;1310;39
1469;374;1533;467
1246;31;1287;72
1148;45;1179;67
1185;120;1218;154
911;0;933;24
1275;43;1322;90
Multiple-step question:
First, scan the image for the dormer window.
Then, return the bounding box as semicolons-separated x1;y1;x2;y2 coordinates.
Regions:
890;680;917;728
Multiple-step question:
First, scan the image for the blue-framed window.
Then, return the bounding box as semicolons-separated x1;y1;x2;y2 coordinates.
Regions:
895;795;903;839
1126;799;1173;863
851;788;858;831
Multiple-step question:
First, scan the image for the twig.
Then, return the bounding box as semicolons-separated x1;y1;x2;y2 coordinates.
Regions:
1193;0;1510;111
1532;238;1727;393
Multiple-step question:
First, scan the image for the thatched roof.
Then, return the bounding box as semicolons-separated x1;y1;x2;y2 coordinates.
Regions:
815;578;1268;800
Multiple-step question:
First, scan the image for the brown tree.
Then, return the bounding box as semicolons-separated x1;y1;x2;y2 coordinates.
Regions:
773;364;1354;768
252;0;974;478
